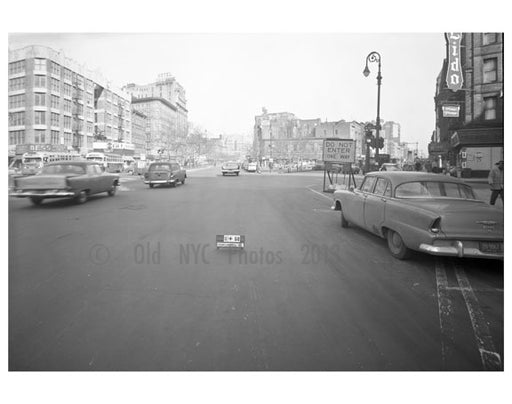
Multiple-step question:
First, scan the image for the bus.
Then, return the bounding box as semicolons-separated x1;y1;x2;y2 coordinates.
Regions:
21;151;82;175
85;152;124;173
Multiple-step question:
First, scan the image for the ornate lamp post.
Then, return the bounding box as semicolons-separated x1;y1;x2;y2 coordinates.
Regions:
363;51;382;162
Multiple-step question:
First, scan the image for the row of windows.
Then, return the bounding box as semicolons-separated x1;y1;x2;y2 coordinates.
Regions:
9;111;95;128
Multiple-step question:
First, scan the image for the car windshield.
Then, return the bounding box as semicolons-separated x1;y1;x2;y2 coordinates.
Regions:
395;181;476;199
150;164;171;171
42;164;86;175
225;163;238;168
23;157;42;164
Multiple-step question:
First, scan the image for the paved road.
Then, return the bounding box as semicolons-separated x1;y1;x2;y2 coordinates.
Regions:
9;167;503;370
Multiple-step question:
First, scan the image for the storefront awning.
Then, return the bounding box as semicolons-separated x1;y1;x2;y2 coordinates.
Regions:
451;127;503;148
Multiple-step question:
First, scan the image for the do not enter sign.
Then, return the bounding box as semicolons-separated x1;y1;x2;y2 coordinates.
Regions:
322;138;356;163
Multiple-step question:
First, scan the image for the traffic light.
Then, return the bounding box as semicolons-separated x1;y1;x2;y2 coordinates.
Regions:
377;137;384;149
365;130;374;148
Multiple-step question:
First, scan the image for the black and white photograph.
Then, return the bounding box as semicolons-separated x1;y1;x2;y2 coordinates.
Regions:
3;1;509;403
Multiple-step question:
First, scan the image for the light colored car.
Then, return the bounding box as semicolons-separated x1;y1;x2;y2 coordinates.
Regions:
332;171;503;260
10;161;119;205
221;161;240;176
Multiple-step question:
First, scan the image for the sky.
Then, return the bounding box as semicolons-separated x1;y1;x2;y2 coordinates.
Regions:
9;33;446;153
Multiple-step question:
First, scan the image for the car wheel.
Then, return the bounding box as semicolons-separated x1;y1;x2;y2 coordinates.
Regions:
170;182;176;188
108;184;117;196
386;230;412;260
76;190;88;204
341;210;349;228
30;196;44;206
181;178;186;184
149;184;154;188
236;172;239;176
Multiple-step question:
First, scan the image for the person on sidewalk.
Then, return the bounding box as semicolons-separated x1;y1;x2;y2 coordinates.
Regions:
488;160;504;205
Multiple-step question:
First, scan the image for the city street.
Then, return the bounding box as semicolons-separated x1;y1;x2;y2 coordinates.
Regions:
9;167;503;371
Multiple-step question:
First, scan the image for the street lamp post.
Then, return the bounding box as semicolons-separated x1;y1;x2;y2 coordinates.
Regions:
363;51;382;163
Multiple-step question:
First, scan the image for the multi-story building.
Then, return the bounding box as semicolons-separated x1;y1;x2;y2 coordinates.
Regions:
8;45;132;156
123;73;188;156
381;121;402;161
131;108;148;157
430;33;504;176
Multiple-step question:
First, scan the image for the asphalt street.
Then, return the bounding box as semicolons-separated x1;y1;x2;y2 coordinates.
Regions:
8;167;504;370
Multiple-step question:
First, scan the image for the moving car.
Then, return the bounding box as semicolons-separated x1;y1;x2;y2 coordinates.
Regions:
342;164;361;175
10;161;119;205
247;162;258;172
332;171;503;260
221;161;240;176
144;162;186;188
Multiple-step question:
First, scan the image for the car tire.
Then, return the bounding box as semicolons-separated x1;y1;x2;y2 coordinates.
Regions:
387;230;412;260
170;182;176;188
76;190;88;204
181;178;186;184
341;210;349;228
108;184;117;196
149;184;154;188
236;172;239;176
30;196;44;206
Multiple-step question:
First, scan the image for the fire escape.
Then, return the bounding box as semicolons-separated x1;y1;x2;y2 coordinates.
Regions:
117;100;124;143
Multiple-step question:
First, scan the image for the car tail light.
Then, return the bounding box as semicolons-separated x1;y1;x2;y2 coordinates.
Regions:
430;217;441;234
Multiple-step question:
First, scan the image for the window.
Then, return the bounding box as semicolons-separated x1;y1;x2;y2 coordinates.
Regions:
51;95;60;109
34;129;46;143
51;130;60;144
483;33;497;45
64;132;72;145
9;60;25;75
9;130;26;144
34;93;46;106
63;68;72;81
484;96;497;120
51;77;60;92
9;77;25;91
34;75;47;88
361;177;377;193
51;61;61;75
51;112;60;126
483;58;497;83
34;111;46;125
373;178;390;196
9;94;25;109
34;58;47;71
63;83;72;97
63;116;72;129
10;111;25;126
64;99;72;113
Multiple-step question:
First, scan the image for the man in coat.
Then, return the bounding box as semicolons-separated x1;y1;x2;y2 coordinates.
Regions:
488;160;504;205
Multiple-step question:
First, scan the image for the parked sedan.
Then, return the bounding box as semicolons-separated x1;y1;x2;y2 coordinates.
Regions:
10;161;119;205
221;161;240;176
144;162;186;188
332;171;503;260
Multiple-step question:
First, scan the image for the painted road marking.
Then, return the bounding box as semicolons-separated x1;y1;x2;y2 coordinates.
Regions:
454;265;502;370
308;187;332;201
435;259;457;369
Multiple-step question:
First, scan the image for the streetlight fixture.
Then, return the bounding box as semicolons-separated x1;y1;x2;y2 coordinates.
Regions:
363;51;382;162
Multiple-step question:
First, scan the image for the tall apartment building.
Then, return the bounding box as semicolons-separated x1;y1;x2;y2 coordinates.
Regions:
123;73;188;157
8;45;132;156
430;32;504;176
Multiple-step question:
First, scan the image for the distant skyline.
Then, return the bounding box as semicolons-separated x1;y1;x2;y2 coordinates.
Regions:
9;33;447;152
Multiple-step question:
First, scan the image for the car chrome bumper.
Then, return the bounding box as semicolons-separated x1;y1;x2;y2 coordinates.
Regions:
10;191;75;198
419;242;503;260
144;179;176;184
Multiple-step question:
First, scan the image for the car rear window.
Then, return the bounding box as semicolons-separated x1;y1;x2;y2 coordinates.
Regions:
42;164;85;175
395;181;476;199
150;164;171;171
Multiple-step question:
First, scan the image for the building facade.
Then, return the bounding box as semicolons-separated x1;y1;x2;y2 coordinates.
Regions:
131;108;148;157
123;73;188;157
430;33;504;176
8;45;132;156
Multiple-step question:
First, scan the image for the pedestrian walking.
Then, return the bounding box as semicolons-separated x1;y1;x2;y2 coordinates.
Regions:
488;160;504;205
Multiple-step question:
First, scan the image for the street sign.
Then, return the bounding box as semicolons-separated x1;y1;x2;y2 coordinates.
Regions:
445;33;464;92
216;234;245;249
442;104;460;117
322;138;356;163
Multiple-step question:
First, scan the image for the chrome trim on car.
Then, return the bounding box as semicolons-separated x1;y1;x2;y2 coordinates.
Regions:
419;243;503;260
10;191;75;198
144;179;176;184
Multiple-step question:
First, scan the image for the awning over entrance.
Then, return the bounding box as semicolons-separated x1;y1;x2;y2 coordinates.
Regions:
451;127;503;149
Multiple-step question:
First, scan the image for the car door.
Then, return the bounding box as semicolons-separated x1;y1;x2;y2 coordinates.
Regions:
364;177;391;235
94;164;111;191
344;176;377;227
86;164;102;194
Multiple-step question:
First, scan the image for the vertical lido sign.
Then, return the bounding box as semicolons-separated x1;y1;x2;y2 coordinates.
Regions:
445;33;464;92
